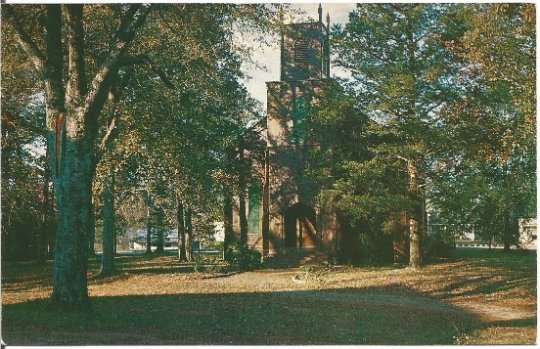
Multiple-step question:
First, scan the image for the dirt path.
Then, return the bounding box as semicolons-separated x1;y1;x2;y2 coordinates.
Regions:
275;290;459;313
452;301;534;322
273;286;534;325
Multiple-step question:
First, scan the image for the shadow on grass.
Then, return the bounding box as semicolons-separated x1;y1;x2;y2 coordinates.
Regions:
452;248;537;267
432;248;537;300
2;285;480;346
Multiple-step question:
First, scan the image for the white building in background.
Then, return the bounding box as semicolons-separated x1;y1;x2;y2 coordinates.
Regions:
428;223;476;242
128;222;225;251
519;218;537;250
213;222;225;242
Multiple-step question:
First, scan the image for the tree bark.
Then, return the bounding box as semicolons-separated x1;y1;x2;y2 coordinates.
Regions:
404;19;421;269
50;139;92;308
87;197;96;256
503;214;511;252
223;191;233;260
47;184;56;259
238;142;248;245
146;206;152;254
262;148;270;257
37;160;52;265
99;174;115;276
407;160;422;268
155;207;165;253
36;217;47;265
185;204;193;262
177;196;187;262
45;5;93;308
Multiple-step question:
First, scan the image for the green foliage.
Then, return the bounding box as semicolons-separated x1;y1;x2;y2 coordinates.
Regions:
1;95;52;261
212;241;224;252
307;83;406;265
424;233;455;259
225;242;261;271
2;4;282;267
298;261;332;280
328;3;535;258
325;4;462;264
428;4;536;248
2;3;535;266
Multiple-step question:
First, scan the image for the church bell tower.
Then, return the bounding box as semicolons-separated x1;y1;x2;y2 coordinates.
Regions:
280;4;330;81
261;6;338;256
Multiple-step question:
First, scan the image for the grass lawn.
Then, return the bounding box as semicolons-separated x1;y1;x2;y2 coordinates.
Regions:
1;248;536;345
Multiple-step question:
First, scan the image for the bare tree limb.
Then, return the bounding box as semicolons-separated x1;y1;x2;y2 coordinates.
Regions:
3;6;45;70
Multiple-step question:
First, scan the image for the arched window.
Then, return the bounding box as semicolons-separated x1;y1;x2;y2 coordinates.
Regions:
247;180;262;235
291;96;308;144
294;38;309;65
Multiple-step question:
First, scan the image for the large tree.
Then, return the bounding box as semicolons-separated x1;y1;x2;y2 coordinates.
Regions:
4;4;153;307
334;4;463;267
430;4;536;250
2;3;279;307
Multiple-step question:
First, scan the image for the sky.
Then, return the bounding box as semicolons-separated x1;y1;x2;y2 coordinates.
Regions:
238;3;358;110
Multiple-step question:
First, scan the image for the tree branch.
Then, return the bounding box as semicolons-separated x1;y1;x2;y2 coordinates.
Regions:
98;109;120;155
3;5;45;70
65;5;87;108
120;54;176;89
94;68;134;165
82;4;152;128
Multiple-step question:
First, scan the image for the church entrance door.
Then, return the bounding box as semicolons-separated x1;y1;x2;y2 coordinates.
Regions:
284;203;317;249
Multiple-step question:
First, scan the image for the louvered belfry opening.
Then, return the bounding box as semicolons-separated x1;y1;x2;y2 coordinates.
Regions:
294;38;309;66
280;20;329;81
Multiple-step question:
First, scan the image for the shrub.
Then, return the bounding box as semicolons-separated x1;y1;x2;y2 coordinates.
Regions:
213;241;224;251
424;233;455;258
299;262;331;281
225;242;261;271
205;263;228;274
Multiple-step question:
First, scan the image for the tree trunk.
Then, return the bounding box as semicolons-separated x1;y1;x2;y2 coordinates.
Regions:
113;222;117;255
146;207;152;254
37;163;51;265
177;197;186;262
407;160;422;268
393;210;409;263
238;142;248;245
47;187;56;259
185;204;193;262
36;221;47;265
87;197;96;256
99;174;115;276
262;148;270;257
503;214;511;252
404;20;421;269
50;140;92;308
223;191;233;260
155;208;165;253
47;4;92;309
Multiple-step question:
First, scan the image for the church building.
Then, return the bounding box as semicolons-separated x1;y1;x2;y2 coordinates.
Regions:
232;6;342;257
